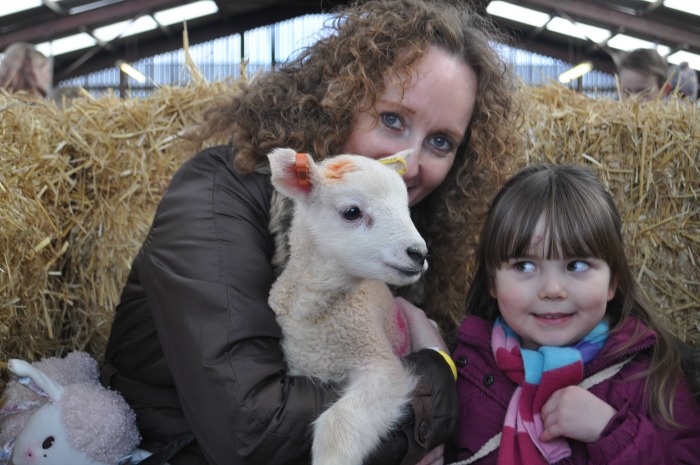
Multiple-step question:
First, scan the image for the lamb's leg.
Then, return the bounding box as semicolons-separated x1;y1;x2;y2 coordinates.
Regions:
311;359;416;465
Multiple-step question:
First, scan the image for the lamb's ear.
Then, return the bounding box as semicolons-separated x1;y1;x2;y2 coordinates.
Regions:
8;359;64;401
268;148;322;200
378;149;412;176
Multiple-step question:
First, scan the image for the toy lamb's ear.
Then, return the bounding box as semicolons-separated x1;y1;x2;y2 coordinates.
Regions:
268;148;322;200
377;149;412;176
8;359;64;402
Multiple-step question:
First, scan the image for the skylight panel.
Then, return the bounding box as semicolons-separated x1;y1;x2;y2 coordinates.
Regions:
153;0;219;27
667;51;700;71
486;1;551;28
93;15;158;42
664;0;700;17
545;17;611;43
35;33;97;56
0;0;42;17
606;34;671;56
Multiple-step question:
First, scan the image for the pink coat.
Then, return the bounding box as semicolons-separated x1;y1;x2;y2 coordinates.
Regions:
446;316;700;464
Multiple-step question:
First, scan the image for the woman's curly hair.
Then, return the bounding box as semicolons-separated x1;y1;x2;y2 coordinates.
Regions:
193;0;524;337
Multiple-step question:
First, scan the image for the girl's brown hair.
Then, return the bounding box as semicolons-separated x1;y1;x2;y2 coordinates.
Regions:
465;163;698;426
192;0;523;333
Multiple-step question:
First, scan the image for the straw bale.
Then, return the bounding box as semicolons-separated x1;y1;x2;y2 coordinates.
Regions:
59;82;239;358
517;83;700;345
1;77;697;373
0;92;76;361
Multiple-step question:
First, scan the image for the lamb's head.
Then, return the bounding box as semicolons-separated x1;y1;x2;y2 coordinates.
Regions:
268;147;427;287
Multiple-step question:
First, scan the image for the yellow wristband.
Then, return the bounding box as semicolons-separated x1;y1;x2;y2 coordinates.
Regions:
433;349;457;381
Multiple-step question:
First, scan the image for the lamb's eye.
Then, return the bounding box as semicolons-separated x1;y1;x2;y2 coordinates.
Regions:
42;436;55;449
342;206;362;221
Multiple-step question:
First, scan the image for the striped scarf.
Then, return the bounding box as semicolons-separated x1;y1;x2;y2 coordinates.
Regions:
492;317;608;464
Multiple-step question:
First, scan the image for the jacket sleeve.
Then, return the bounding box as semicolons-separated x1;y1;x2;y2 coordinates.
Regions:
587;366;700;465
115;147;457;465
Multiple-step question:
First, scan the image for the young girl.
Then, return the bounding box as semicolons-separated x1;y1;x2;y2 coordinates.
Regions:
446;164;700;464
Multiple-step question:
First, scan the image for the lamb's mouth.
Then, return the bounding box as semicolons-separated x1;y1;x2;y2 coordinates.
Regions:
389;265;424;278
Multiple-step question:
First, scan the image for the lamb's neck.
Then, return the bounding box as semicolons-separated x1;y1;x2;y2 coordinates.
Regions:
284;247;361;298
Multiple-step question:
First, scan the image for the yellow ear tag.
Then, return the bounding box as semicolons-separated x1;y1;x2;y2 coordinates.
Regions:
378;156;408;176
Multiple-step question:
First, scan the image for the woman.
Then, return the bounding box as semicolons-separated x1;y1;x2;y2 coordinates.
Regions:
0;42;52;98
101;0;522;464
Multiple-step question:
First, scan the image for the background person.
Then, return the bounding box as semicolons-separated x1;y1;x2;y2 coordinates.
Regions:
616;48;668;102
0;42;52;98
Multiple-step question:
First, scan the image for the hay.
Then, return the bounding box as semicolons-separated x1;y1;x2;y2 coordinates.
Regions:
0;81;238;364
60;82;238;358
0;93;75;359
518;83;700;345
0;79;697;370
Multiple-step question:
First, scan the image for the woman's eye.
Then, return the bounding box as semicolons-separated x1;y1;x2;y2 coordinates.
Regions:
513;261;536;272
429;135;453;152
567;260;590;272
342;206;362;221
381;112;403;130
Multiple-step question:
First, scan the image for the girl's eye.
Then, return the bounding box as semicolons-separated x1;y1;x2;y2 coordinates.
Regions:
567;260;590;272
381;112;403;130
342;206;362;221
513;261;536;272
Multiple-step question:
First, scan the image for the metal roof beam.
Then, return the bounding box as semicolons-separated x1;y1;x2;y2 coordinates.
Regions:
0;0;180;50
517;0;700;50
54;2;329;79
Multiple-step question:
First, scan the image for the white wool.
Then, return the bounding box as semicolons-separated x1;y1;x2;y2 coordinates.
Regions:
267;148;426;465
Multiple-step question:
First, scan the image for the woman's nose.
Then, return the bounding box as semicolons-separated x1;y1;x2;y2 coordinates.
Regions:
403;149;420;180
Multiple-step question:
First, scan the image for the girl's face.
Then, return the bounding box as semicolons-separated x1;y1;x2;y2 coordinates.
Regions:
342;46;478;207
490;219;617;350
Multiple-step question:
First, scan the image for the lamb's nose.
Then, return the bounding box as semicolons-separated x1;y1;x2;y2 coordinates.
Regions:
407;245;427;267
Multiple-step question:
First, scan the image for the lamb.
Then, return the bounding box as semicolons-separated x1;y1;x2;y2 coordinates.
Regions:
267;147;428;465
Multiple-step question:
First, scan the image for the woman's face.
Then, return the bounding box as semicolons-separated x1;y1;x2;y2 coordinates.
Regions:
342;46;478;207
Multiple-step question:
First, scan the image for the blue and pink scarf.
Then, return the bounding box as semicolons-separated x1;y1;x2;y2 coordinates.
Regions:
491;317;608;465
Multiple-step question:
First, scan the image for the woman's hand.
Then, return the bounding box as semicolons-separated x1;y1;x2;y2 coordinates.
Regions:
415;443;444;465
395;297;447;352
540;386;616;443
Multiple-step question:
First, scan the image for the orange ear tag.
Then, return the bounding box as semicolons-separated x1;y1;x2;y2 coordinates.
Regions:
295;153;310;186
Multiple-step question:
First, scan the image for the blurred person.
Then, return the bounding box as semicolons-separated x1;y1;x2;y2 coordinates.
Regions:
0;42;52;98
667;61;698;101
616;48;668;102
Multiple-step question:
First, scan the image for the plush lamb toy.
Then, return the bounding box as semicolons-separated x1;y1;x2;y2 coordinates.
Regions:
0;351;141;465
267;148;427;465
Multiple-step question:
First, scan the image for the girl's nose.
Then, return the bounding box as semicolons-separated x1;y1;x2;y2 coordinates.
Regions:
539;274;568;300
